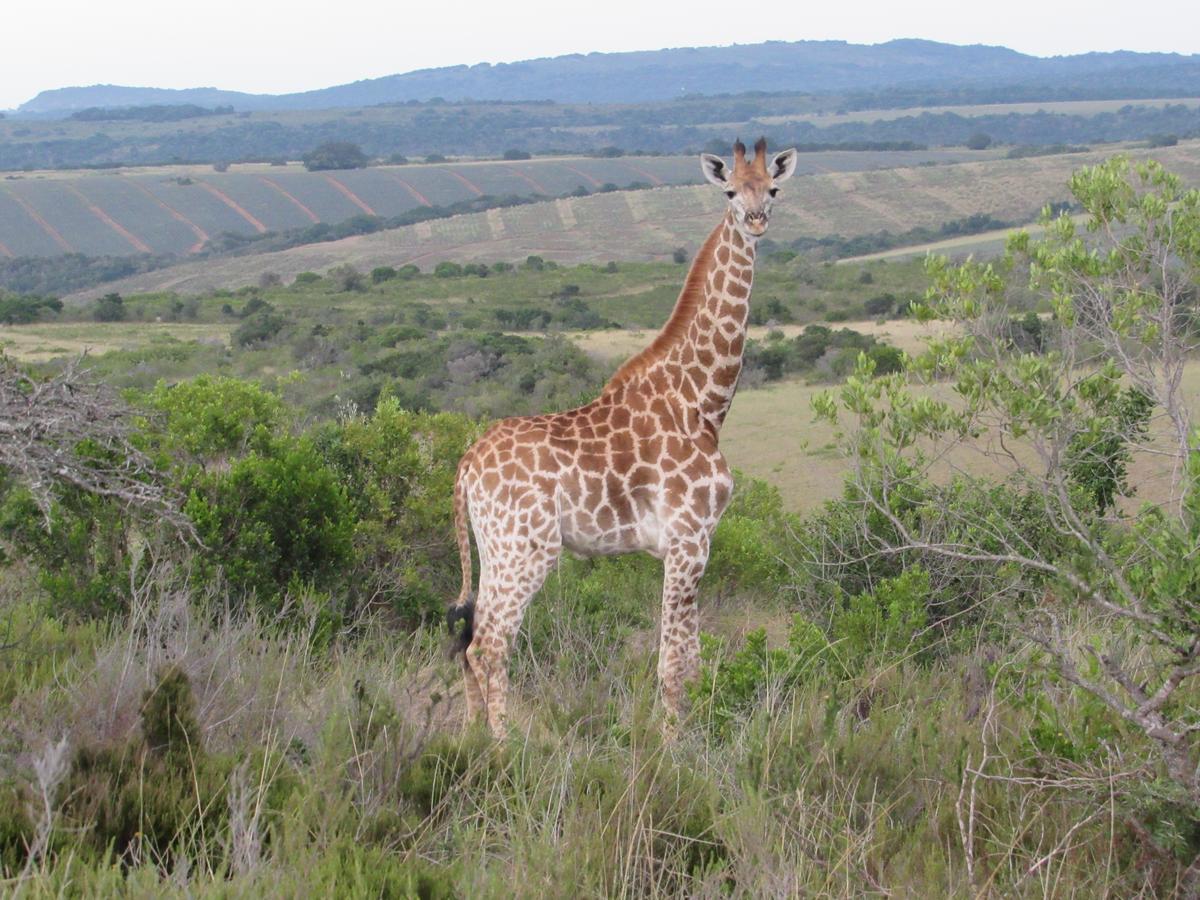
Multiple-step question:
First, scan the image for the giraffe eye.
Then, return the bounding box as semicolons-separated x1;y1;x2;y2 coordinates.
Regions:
769;188;779;197
725;190;736;199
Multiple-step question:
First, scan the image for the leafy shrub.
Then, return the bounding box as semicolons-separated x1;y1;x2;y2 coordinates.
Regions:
708;476;791;591
302;141;368;171
184;438;354;609
831;567;931;662
93;292;125;322
691;620;830;737
0;293;61;325
328;264;366;292
314;398;478;623
144;374;282;459
233;311;286;346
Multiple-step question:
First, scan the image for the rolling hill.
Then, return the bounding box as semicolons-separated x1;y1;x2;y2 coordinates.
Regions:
0;149;995;260
65;141;1200;301
16;40;1200;113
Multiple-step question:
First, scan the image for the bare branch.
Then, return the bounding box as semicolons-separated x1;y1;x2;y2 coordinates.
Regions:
0;354;197;543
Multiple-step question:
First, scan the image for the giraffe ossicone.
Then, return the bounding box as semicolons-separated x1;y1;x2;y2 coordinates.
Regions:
447;138;798;737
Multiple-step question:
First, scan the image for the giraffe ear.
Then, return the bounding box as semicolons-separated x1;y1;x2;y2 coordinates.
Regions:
700;154;728;187
770;149;798;183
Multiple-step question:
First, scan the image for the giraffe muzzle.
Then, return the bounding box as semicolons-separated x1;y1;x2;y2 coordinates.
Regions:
743;211;768;235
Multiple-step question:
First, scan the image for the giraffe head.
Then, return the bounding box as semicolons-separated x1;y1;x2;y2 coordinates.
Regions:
700;137;797;239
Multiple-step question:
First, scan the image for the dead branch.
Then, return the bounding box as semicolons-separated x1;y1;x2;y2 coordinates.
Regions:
0;354;196;542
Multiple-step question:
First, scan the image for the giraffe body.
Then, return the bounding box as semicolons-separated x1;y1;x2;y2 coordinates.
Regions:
448;139;797;735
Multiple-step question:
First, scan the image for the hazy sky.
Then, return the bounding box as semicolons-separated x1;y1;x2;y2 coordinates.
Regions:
3;0;1199;110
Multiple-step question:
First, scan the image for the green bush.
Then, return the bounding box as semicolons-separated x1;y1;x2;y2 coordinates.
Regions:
0;466;136;619
314;398;478;623
144;374;282;459
691;619;830;738
708;476;791;591
184;438;354;608
233;311;286;346
831;567;930;662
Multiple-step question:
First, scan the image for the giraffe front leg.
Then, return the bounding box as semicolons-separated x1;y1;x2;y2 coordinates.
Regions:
658;537;708;734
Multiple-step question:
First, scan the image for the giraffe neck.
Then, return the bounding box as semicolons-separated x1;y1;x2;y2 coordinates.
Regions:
605;212;756;440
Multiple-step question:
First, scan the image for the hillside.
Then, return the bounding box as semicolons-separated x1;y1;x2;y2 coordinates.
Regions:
16;39;1200;112
0;156;709;259
66;142;1200;300
0;149;996;264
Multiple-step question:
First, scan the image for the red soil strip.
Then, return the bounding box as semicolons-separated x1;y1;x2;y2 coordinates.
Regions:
257;176;320;223
321;175;377;216
197;181;268;233
436;167;484;197
128;180;210;252
620;163;664;186
0;239;13;258
3;189;73;252
504;166;549;194
557;163;603;188
385;174;432;206
65;184;153;253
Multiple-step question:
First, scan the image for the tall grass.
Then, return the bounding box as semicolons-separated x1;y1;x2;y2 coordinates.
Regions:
0;552;1178;897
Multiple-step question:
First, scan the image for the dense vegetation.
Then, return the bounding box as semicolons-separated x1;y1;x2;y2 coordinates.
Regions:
69;104;235;123
4;252;922;414
1;158;1199;895
3;98;1197;170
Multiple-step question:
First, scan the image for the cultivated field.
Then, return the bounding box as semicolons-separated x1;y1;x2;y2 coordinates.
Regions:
65;141;1200;300
0;149;994;260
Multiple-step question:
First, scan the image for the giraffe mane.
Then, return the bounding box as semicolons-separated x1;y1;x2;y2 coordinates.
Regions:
603;218;725;392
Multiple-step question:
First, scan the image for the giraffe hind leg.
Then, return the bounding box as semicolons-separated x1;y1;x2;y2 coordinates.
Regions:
465;546;559;738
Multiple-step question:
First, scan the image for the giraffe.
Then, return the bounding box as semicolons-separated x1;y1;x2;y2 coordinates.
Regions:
446;138;798;737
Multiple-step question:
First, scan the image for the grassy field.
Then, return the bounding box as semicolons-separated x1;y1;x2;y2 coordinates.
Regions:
719;360;1200;514
0;321;232;361
63;141;1200;300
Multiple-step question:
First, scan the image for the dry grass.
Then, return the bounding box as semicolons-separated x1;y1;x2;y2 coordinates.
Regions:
718;359;1200;514
0;322;231;362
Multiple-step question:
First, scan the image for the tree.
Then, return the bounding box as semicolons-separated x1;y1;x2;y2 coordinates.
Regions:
302;141;369;172
966;132;993;150
93;292;125;322
502;148;531;160
816;157;1200;884
328;264;366;292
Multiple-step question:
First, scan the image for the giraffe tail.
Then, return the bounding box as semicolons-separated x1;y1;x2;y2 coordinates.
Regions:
446;456;476;657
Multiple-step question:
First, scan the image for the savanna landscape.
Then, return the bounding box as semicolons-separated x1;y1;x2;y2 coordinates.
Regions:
2;34;1200;899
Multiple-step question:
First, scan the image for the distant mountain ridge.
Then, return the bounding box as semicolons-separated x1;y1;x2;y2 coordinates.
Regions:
16;39;1200;114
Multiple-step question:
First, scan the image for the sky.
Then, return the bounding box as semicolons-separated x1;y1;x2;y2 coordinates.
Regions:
3;0;1199;110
